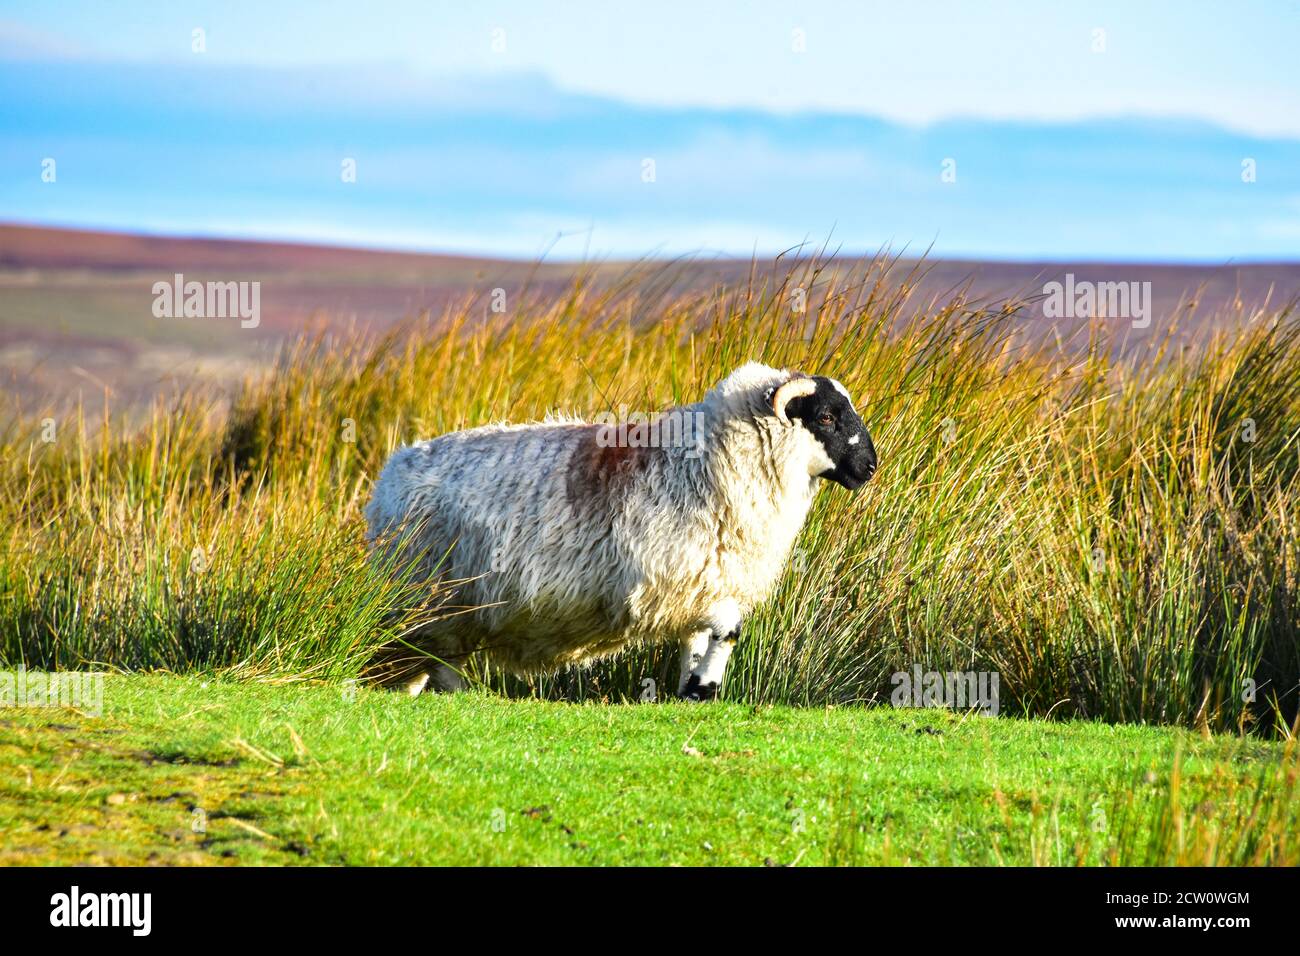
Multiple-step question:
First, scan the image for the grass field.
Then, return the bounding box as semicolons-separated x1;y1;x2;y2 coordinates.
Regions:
2;675;1296;866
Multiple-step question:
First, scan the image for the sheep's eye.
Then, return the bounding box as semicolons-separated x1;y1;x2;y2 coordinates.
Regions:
817;412;835;427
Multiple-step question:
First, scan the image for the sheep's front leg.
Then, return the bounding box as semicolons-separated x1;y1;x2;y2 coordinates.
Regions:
679;600;742;702
680;632;736;701
678;630;711;697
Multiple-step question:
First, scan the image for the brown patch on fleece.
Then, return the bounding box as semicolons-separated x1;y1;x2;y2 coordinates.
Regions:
565;424;658;515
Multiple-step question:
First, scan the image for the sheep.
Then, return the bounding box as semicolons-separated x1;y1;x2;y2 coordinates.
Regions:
363;362;878;699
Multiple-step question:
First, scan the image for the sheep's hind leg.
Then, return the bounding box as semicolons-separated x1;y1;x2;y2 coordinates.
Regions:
431;663;467;692
407;663;468;696
404;672;432;696
680;600;742;702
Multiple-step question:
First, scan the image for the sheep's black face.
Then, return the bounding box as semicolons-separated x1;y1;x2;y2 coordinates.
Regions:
785;377;878;490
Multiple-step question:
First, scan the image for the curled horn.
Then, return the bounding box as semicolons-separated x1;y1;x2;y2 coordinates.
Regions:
770;374;817;425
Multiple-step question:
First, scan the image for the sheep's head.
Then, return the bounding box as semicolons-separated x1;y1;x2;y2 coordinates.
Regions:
769;374;878;490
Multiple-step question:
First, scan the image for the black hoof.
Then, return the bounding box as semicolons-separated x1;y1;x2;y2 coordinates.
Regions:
680;675;718;701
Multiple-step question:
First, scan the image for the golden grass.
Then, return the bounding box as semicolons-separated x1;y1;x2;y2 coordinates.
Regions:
2;254;1297;732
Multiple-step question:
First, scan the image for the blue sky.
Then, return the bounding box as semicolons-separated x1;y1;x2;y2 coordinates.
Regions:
2;1;1298;260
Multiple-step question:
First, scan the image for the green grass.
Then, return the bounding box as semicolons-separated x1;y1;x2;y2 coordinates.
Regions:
2;675;1295;866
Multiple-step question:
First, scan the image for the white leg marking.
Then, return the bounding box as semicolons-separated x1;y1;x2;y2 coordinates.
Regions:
405;671;431;696
679;630;711;695
691;636;734;686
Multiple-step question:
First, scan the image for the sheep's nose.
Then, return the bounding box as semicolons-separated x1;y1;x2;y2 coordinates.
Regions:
860;440;878;481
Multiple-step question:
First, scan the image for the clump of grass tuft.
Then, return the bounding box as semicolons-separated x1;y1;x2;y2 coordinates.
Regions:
0;397;432;680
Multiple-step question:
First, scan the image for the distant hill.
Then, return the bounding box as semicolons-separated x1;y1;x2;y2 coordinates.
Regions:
0;222;536;276
2;223;1297;409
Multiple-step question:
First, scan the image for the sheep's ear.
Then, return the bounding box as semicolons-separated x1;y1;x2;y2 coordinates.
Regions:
769;376;817;424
